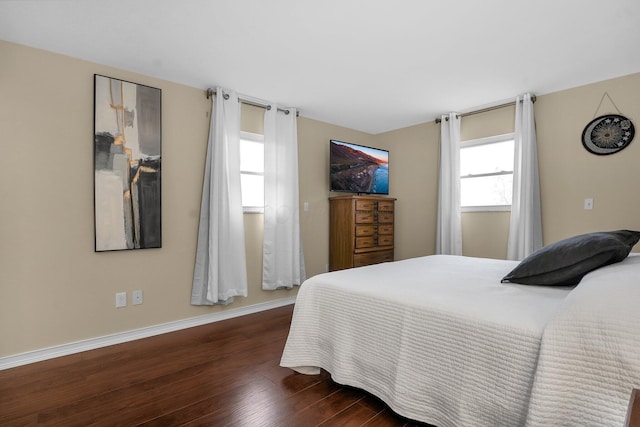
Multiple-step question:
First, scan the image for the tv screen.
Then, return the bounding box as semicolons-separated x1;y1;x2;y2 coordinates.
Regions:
330;140;389;195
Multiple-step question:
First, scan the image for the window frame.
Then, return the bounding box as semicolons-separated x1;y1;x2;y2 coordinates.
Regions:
239;131;265;214
460;133;515;213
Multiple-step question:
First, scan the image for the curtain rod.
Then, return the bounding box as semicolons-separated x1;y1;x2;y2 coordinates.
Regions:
205;88;298;116
435;95;536;124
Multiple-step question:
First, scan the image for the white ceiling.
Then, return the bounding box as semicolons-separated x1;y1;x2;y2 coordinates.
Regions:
2;0;639;134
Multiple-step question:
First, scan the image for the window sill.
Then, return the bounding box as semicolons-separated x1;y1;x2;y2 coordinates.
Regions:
462;205;511;213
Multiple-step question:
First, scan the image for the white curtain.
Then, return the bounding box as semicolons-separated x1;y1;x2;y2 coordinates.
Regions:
191;88;248;305
436;113;462;255
507;93;543;260
262;106;306;290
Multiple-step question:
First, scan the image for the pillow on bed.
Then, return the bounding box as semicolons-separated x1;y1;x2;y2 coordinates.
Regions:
501;230;640;286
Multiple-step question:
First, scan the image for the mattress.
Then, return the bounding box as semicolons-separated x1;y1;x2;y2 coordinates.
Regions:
280;255;573;427
525;254;640;426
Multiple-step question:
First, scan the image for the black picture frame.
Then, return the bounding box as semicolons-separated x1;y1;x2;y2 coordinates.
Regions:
93;74;162;251
582;114;635;155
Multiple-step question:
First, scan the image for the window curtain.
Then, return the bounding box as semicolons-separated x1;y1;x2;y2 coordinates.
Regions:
262;106;306;290
436;113;462;255
191;88;248;305
507;93;543;260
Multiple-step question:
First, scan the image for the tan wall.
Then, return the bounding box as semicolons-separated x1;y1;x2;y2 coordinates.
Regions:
298;117;375;274
459;106;515;258
373;106;517;260
2;38;639;358
536;75;640;244
460;105;516;141
461;211;510;259
458;77;640;254
0;40;369;357
377;74;640;260
374;122;440;260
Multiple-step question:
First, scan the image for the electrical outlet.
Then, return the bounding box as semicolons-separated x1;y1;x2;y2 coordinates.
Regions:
115;292;127;308
133;290;143;305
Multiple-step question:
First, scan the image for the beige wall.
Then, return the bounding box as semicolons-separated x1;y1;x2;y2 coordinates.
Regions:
0;40;370;357
373;105;517;260
1;40;211;356
378;75;640;259
536;75;640;244
459;106;515;259
298;118;373;275
374;122;440;260
2;38;639;358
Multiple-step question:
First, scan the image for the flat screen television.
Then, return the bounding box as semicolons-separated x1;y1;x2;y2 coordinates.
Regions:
329;139;389;195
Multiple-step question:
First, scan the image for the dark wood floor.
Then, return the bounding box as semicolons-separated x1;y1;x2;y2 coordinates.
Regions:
0;304;430;426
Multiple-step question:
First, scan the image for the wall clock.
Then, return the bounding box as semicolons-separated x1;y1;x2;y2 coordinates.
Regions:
581;114;635;155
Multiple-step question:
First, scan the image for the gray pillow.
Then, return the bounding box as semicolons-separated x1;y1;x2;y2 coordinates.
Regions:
501;230;640;286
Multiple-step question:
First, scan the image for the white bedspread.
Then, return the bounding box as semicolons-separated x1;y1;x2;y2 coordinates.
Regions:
280;255;573;427
525;254;640;426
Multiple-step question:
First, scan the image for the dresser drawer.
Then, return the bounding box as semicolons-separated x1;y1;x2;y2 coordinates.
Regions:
354;250;394;267
355;200;376;211
355;212;376;223
356;225;377;237
378;212;393;223
355;236;377;249
378;235;393;246
329;196;396;271
378;201;394;211
378;224;393;235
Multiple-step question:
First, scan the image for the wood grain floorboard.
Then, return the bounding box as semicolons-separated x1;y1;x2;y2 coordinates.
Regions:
0;304;432;426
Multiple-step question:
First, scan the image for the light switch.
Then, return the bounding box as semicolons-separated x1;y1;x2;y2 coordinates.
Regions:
584;198;593;210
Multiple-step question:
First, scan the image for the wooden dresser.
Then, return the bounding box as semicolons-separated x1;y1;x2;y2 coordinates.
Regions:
329;195;396;271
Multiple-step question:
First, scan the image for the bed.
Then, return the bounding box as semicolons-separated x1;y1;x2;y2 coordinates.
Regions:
280;251;640;426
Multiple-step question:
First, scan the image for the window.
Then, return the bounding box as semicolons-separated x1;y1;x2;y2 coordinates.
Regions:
240;131;264;213
460;133;514;211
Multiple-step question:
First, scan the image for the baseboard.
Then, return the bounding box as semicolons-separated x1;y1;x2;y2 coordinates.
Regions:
0;296;297;371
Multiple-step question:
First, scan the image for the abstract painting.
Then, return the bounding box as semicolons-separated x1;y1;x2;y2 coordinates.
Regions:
94;75;161;251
